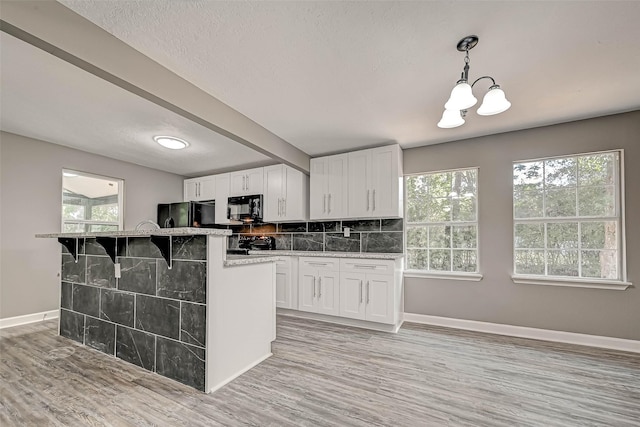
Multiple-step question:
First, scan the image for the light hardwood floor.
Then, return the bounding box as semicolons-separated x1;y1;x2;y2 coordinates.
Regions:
1;314;639;426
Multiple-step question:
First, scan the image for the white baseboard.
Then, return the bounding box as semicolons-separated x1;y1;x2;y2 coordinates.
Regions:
403;313;640;354
0;309;59;330
278;309;403;333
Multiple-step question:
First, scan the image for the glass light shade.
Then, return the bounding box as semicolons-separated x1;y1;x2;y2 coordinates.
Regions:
437;109;465;128
444;81;477;110
477;86;511;116
153;136;189;150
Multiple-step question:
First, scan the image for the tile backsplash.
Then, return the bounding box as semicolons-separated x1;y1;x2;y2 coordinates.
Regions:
226;218;403;253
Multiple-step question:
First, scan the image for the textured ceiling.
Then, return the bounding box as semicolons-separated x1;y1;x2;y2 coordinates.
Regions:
57;0;640;156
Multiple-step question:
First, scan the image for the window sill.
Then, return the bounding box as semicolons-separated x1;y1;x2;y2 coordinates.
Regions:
403;270;483;282
512;275;632;290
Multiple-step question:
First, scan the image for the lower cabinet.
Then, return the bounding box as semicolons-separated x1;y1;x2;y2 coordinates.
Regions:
275;257;298;310
340;272;395;324
298;257;340;316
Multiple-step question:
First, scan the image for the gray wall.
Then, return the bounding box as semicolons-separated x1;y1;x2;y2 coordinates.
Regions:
403;111;640;341
0;132;184;319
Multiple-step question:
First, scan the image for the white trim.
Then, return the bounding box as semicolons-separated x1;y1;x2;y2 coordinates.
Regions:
404;270;483;281
207;352;272;394
512;275;632;290
403;312;640;354
278;308;403;333
0;310;59;329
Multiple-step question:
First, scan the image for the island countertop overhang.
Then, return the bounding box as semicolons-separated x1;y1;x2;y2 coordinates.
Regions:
35;227;232;239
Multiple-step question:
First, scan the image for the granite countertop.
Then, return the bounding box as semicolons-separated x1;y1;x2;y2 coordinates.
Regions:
36;227;232;238
247;250;404;260
224;254;285;266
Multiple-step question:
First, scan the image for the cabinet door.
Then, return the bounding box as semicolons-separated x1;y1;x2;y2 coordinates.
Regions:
275;260;291;309
245;168;264;194
347;150;371;218
229;172;247;196
298;270;317;313
371;145;400;217
326;154;348;218
281;166;308;221
184;179;198;202
214;174;231;224
365;273;395;324
339;272;366;320
199;177;216;201
317;271;340;316
309;158;327;219
264;165;284;222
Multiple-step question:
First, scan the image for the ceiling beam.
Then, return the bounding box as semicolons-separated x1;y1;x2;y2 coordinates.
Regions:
0;1;310;173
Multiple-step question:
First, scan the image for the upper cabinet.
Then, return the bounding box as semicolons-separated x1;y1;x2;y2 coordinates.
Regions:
347;145;403;218
309;154;348;220
214;173;231;225
184;175;216;202
229;167;264;196
264;164;309;222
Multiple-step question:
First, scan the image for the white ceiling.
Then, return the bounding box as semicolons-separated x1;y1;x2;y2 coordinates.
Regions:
2;1;640;176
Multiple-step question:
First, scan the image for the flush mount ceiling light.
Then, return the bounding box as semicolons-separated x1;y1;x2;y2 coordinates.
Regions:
153;135;189;150
438;35;511;129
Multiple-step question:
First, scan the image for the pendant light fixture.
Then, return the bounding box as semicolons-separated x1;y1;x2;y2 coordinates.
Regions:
438;35;511;129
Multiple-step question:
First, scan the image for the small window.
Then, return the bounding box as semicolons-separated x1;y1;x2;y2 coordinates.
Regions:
62;170;124;232
513;151;625;282
405;168;479;275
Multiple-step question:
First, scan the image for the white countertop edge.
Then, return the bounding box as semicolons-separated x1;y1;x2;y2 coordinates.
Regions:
36;227;232;238
247;250;404;259
224;256;285;266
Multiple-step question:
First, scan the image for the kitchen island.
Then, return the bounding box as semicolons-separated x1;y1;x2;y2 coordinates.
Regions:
36;228;277;393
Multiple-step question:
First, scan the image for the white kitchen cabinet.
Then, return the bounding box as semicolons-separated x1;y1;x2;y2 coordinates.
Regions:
230;167;264;196
214;173;231;224
264;164;309;222
309;154;348;220
275;257;298;309
339;259;397;325
347;144;403;218
298;257;340;316
184;175;216;202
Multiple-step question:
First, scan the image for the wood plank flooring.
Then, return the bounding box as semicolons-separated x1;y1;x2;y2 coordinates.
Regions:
1;314;639;426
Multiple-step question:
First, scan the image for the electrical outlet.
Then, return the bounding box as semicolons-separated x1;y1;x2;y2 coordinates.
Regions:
344;227;351;237
114;263;121;278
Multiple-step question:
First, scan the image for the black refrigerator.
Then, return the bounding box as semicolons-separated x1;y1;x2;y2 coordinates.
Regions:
157;201;215;228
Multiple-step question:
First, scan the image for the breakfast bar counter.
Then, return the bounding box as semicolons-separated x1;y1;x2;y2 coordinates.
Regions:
36;228;277;392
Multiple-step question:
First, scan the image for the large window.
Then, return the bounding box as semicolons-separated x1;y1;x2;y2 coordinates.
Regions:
405;168;478;275
62;170;124;232
513;151;625;283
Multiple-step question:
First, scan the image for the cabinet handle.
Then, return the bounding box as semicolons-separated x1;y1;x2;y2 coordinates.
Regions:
278;198;281;216
283;198;286;216
328;194;331;214
354;264;377;269
242;175;246;191
308;262;329;266
366;190;370;211
318;277;322;298
313;276;316;298
246;174;250;191
359;280;363;303
373;189;376;211
323;194;327;213
366;281;370;304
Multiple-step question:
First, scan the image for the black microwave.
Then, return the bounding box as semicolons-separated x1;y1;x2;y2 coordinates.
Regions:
227;194;263;222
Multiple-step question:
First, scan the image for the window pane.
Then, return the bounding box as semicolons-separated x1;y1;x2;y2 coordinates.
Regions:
91;204;119;222
62;203;85;220
429;226;451;248
578;185;615;217
545;158;576;188
429;249;451;271
406;226;428;248
453;250;477;272
406;175;429;222
514;161;543;187
63;222;87;233
451;196;476;222
428;172;452;198
581;250;618;279
427;198;451;222
407;249;428;270
515;223;544;248
547;222;578;249
514;188;543;218
581;221;617;250
547;250;579;276
545;187;576;217
452;170;477;197
578;153;615;186
515;250;545;275
452;226;476;249
89;224;119;232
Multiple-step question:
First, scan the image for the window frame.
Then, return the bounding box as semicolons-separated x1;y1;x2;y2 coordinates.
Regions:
403;167;482;281
511;149;631;290
61;169;124;233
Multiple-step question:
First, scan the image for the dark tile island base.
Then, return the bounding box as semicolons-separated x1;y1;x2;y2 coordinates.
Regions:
39;228;276;392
